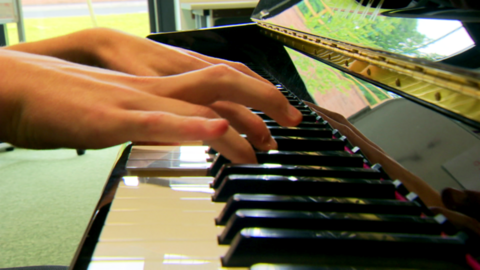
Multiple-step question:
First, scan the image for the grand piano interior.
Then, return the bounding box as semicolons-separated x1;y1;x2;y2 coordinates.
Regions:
71;0;480;269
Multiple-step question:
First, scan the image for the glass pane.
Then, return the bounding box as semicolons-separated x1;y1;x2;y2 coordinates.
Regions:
6;0;149;44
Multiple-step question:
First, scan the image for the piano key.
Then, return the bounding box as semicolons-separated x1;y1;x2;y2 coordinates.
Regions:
257;151;364;166
274;136;345;151
255;112;318;122
287;100;302;106
251;108;312;114
129;151;213;161
212;175;395;202
218;209;445;244
295;108;313;114
263;120;328;128
251;264;358;270
215;194;422;225
222;228;468;268
238;134;345;151
126;160;211;177
267;127;332;137
293;104;309;109
212;164;384;189
209;151;365;176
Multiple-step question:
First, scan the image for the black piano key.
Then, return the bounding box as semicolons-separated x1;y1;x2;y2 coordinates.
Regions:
257;151;364;167
263;120;328;128
215;194;422;225
251;108;312;114
207;147;218;155
274;136;345;151
255;112;318;122
293;104;310;110
212;164;384;189
238;135;344;151
296;109;313;114
218;210;444;244
251;264;359;270
212;175;395;202
210;151;365;176
288;101;302;106
267;127;332;138
222;228;468;268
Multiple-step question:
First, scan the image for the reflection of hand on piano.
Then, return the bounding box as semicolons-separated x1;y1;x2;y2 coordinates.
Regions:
431;188;480;236
306;101;480;237
0;29;303;163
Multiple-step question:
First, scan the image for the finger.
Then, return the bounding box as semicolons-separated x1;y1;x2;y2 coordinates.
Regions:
121;95;258;163
98;110;230;146
210;101;277;151
430;206;480;236
206;126;257;164
162;44;271;85
183;50;272;85
150;65;303;126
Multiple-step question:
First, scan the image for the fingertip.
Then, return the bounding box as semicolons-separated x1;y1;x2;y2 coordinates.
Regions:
204;119;229;137
266;136;278;150
254;136;278;151
283;104;303;126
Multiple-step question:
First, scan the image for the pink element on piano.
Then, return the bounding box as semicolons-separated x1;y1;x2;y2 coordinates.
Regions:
466;254;480;270
395;191;407;202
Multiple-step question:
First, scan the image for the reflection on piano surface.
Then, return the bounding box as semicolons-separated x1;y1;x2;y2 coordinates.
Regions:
71;0;480;269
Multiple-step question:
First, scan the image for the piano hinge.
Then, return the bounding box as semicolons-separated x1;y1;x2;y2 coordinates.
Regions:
254;21;480;126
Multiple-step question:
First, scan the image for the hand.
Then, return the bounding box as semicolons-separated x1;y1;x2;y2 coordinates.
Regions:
5;28;292;157
0;49;302;163
6;28;269;80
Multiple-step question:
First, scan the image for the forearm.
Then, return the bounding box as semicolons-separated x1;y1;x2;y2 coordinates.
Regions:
4;28;109;66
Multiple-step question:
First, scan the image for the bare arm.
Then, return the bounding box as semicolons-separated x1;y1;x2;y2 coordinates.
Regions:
0;49;302;163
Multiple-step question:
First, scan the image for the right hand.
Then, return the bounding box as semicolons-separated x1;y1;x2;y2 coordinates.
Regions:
0;49;302;163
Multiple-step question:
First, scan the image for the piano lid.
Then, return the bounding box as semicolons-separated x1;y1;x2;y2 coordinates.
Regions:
249;0;480;128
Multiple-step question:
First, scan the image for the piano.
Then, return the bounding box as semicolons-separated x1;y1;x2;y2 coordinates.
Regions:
70;0;480;269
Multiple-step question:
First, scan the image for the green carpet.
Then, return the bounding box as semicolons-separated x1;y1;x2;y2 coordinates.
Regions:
0;146;122;268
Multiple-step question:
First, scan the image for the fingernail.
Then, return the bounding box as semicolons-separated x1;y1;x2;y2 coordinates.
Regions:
205;119;228;133
264;136;278;150
287;105;302;121
258;134;277;151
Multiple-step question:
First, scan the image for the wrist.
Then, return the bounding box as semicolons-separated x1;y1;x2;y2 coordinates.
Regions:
4;28;110;66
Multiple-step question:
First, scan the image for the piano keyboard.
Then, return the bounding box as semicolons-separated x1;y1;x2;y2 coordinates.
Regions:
85;67;473;270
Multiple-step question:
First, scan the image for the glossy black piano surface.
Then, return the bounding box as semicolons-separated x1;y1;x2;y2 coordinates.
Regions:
70;0;480;269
